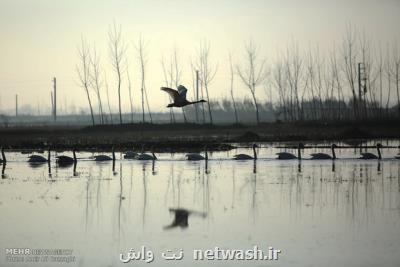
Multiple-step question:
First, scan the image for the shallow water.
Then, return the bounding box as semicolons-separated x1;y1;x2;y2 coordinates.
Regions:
0;143;400;267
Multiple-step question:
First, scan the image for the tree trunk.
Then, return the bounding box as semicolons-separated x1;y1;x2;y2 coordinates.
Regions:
85;86;95;126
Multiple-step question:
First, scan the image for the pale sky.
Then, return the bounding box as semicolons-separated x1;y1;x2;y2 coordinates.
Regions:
0;0;399;114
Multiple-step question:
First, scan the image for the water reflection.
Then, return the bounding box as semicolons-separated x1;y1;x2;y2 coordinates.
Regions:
163;208;207;230
1;163;6;179
0;148;399;267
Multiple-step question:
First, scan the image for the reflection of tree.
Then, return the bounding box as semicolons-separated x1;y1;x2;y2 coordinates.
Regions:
1;163;7;179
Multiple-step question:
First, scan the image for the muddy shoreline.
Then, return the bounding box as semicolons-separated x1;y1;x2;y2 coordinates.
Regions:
0;121;399;152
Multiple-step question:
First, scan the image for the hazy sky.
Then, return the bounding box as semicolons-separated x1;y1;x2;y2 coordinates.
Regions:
0;0;399;114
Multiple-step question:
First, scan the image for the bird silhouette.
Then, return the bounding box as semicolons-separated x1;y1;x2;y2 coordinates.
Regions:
277;143;303;160
136;147;157;160
56;149;77;166
360;143;382;159
186;146;208;161
124;150;138;159
161;85;206;107
94;147;115;161
233;144;258;160
28;148;51;163
310;144;337;160
164;208;207;230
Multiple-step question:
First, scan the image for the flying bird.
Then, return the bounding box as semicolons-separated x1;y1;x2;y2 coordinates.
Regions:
161;85;206;108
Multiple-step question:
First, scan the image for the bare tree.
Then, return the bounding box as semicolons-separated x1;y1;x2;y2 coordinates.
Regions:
329;47;344;120
390;42;400;115
237;41;268;124
76;37;95;126
341;24;359;118
104;73;113;124
126;61;134;123
172;47;187;123
161;54;176;123
90;46;105;124
197;41;217;124
228;53;239;124
108;22;127;124
162;47;186;122
272;57;289;121
385;44;392;115
136;36;152;123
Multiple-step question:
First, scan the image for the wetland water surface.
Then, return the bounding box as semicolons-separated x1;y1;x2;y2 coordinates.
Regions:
0;142;400;267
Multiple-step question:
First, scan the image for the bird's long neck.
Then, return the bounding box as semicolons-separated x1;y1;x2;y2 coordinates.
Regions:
377;146;382;159
253;146;257;160
47;149;51;162
73;150;77;162
112;148;116;161
152;151;157;160
332;146;336;160
1;148;6;163
297;146;301;160
190;100;204;104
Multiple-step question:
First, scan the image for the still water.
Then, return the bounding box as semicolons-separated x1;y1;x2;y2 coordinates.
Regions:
0;142;400;267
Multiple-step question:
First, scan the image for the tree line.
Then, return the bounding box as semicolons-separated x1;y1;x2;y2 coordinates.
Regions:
75;23;399;126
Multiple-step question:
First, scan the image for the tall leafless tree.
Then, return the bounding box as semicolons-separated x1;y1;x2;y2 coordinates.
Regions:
161;54;176;123
136;36;152;123
341;24;359;118
237;41;268;124
76;37;95;126
126;61;134;123
104;73;113;124
90;46;105;124
390;42;400;115
108;22;127;124
228;53;239;124
197;41;217;124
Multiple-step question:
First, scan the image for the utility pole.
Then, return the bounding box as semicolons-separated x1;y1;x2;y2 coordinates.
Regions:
195;70;199;123
15;94;18;117
53;77;57;122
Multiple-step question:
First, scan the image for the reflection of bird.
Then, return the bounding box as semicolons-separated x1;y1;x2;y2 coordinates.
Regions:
233;144;257;160
137;147;157;160
360;143;382;160
161;85;206;108
124;150;138;159
277;143;303;160
56;149;77;165
164;208;207;230
0;147;6;163
186;146;208;161
94;147;115;161
310;144;337;160
28;148;50;163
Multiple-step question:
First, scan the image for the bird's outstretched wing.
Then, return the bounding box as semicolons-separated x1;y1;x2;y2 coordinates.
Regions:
161;87;180;101
177;85;188;99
